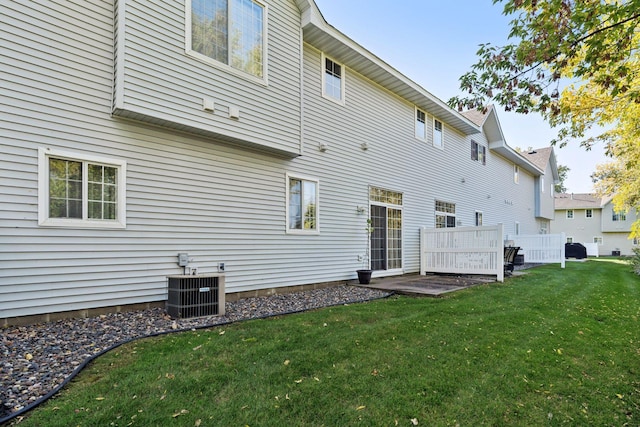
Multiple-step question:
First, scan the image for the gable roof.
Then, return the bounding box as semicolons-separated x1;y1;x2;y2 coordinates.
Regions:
297;0;480;136
523;147;560;182
554;193;602;209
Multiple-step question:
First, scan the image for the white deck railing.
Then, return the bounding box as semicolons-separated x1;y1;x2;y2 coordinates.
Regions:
507;233;566;268
420;224;504;282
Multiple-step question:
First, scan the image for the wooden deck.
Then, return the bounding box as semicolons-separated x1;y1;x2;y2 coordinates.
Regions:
354;273;517;297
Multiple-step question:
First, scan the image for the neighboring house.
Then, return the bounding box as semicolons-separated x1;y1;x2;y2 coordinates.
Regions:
0;0;558;324
553;193;639;256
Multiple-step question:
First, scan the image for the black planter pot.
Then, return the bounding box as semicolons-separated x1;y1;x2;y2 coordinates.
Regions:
356;269;372;284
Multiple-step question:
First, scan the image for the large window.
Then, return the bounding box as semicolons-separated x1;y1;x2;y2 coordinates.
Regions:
322;54;344;103
415;108;426;140
188;0;266;79
435;200;455;228
287;174;319;233
433;119;443;148
38;148;126;228
612;211;627;221
471;140;486;165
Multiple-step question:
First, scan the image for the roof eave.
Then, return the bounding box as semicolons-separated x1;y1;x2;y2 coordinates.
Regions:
488;140;545;175
300;7;480;136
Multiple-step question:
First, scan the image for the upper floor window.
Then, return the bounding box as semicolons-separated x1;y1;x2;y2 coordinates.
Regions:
541;177;545;193
415;108;426;140
287;174;319;233
188;0;266;79
435;200;455;228
38;148;127;229
322;54;344;104
513;165;520;184
471;140;486;165
566;209;574;219
612;211;627;221
585;209;593;218
433;119;443;148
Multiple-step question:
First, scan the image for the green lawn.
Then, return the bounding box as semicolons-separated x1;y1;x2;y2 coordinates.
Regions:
17;259;640;426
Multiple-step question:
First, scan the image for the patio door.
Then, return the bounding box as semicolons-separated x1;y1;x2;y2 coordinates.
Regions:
369;189;402;271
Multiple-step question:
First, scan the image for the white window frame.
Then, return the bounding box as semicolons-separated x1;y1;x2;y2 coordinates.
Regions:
585;209;593;218
185;0;268;84
566;236;573;243
541;177;545;193
514;165;520;184
612;211;626;221
321;53;345;105
38;148;127;229
593;236;603;245
286;173;320;234
415;107;426;141
471;140;486;165
433;118;443;149
435;200;456;228
566;209;574;219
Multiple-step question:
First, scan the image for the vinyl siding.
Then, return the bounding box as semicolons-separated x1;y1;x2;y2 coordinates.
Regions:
2;0;547;320
113;0;303;156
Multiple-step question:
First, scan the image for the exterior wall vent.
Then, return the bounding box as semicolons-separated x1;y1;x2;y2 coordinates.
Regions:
167;274;225;319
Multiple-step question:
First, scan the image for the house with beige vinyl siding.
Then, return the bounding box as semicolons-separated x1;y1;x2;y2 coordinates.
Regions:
552;193;639;256
0;0;557;325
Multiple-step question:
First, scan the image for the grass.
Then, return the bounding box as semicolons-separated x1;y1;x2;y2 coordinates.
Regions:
15;259;640;426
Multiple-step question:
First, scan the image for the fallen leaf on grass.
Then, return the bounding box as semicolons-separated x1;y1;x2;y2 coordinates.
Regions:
95;397;105;401
284;359;290;366
195;419;202;426
411;418;419;425
172;409;189;418
356;406;366;411
193;345;202;351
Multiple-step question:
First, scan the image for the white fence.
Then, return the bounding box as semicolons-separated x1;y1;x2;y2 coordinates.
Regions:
420;224;505;282
506;233;566;268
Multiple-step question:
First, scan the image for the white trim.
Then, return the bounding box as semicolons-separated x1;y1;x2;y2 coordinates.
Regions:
285;172;320;235
185;0;269;86
513;165;520;184
321;53;345;105
38;147;127;229
566;209;574;219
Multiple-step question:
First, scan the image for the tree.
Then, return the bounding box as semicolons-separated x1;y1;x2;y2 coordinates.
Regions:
449;0;640;237
555;164;570;193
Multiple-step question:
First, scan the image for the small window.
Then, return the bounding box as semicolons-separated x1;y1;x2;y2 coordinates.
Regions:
322;54;344;104
38;148;126;228
475;211;483;226
566;210;574;219
433;119;443;148
612;211;626;221
435;200;455;228
585;209;593;218
541;177;545;193
515;221;520;236
287;174;319;233
566;237;573;243
633;237;639;245
415;108;426;140
471;140;486;165
187;0;266;80
513;165;520;184
594;236;603;245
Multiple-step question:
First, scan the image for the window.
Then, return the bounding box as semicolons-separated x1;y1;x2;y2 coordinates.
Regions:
585;209;593;218
322;54;344;103
286;174;319;233
471;140;486;165
435;200;455;228
433;119;443;148
566;209;574;219
541;177;545;193
633;237;639;245
612;211;626;221
566;237;573;243
38;148;126;228
415;108;426;140
187;0;266;79
513;165;520;184
515;221;520;236
594;236;603;245
475;211;483;226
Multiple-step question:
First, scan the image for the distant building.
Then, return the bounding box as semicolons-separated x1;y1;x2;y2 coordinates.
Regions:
552;193;639;256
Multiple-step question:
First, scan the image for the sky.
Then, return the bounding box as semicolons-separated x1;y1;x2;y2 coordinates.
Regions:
313;0;609;194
